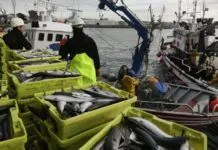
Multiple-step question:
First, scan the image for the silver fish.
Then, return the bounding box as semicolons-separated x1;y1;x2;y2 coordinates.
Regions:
80;101;93;113
93;136;107;150
57;101;67;113
71;91;93;99
44;95;95;103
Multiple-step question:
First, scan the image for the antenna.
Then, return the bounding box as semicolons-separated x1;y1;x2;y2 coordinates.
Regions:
191;0;197;31
178;0;182;22
11;0;16;17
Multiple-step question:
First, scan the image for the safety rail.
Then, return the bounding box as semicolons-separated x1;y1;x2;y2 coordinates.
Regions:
137;101;194;114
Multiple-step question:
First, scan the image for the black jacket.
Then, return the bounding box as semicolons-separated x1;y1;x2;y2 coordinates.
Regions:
61;32;100;70
3;28;32;50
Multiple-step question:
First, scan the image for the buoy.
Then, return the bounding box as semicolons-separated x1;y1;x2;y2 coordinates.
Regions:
209;96;218;112
156;51;162;57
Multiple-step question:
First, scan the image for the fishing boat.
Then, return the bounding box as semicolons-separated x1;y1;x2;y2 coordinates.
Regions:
157;0;218;93
137;82;218;150
24;0;73;51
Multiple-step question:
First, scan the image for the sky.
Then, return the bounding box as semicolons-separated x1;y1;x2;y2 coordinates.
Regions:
0;0;218;22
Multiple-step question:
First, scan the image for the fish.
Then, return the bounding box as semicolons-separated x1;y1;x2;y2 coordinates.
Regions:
18;60;59;66
57;101;67;113
26;71;79;78
44;95;95;103
71;91;93;99
82;87;121;100
86;100;115;112
93;136;107;150
103;124;131;150
54;91;93;99
103;125;125;150
80;102;93;113
124;116;188;149
62;103;81;117
17;70;80;82
132;117;171;138
132;117;190;150
132;127;158;150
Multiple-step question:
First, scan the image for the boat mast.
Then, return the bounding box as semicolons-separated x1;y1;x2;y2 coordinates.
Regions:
178;0;182;23
191;0;197;31
202;0;208;19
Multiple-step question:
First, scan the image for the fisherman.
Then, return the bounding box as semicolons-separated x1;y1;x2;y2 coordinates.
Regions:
144;75;168;100
62;17;100;84
3;17;32;50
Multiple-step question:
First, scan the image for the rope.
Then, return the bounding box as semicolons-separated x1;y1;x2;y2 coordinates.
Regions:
89;28;116;49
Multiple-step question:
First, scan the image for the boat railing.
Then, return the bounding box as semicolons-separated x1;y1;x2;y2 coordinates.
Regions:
137;101;194;114
171;56;191;72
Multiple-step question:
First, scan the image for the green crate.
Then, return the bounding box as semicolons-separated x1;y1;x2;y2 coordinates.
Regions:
7;49;61;61
17;97;37;113
46;122;108;150
35;81;136;139
8;57;67;72
8;72;83;99
0;100;27;150
0;80;8;93
80;107;207;150
19;111;38;126
7;50;26;61
25;123;50;150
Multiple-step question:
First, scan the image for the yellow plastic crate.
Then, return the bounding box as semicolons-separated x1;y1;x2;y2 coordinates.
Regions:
8;72;83;99
8;57;67;72
46;122;108;150
7;50;26;61
80;107;207;150
0;100;27;150
35;81;136;139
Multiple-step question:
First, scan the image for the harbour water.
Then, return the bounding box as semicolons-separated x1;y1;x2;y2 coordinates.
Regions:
84;28;174;81
85;28;218;83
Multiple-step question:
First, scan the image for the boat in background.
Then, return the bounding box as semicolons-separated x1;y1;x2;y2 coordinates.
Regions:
24;0;73;51
137;82;218;150
158;0;218;93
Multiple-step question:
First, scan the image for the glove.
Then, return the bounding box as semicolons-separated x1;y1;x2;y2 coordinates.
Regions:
96;69;101;77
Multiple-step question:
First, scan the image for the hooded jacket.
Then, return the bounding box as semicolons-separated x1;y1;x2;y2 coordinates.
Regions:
3;28;32;50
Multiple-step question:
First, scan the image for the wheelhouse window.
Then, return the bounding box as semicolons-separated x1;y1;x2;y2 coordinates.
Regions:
55;34;63;41
47;33;53;41
38;33;44;41
66;35;70;39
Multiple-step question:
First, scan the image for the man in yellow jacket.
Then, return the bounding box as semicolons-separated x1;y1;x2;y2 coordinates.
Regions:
61;17;101;84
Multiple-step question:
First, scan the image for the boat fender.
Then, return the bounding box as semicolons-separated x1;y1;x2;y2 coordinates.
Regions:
209;96;218;112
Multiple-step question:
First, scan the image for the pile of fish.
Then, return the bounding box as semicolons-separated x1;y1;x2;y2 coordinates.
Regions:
14;49;58;59
93;116;190;150
18;59;61;67
44;86;127;118
15;70;80;83
0;106;11;141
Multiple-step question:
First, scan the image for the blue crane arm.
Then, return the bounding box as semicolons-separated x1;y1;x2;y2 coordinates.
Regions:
99;0;150;77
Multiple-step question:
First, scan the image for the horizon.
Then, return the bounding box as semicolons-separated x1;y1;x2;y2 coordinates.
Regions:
0;0;218;22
